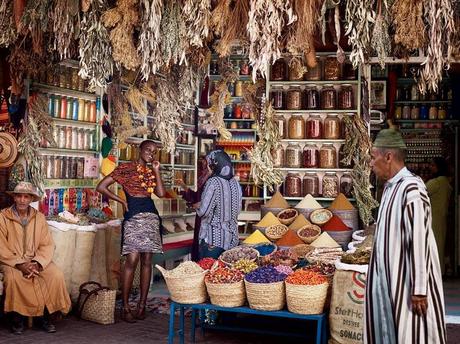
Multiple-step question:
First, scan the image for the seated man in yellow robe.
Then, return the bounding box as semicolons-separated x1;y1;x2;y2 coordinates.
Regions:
0;182;71;334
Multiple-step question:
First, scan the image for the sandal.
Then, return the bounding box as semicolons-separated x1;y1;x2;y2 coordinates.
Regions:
121;308;136;323
135;303;147;320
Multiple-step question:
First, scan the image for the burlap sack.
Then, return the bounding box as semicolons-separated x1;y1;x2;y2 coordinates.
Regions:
89;226;108;286
70;226;96;301
328;270;367;344
105;222;122;290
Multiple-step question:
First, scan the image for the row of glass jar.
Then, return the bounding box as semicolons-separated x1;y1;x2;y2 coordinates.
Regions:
37;66;91;92
284;172;353;198
48;93;99;123
275;143;351;169
276;114;344;140
42;155;86;180
41;126;98;151
223;102;256;120
394;104;450;120
271;85;354;110
397;84;452;102
270;56;357;81
174;170;194;186
210;59;251;76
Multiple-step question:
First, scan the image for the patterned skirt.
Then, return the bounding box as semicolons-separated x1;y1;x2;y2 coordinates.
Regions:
122;212;162;255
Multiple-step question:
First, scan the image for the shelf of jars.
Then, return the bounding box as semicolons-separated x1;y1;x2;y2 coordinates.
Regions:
31;82;98;100
223;119;255;122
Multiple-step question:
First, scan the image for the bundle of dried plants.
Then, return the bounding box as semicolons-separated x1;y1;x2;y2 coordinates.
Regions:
138;0;162;80
102;0;140;71
126;86;148;117
8;45;44;95
183;0;211;48
0;0;18;47
247;0;297;80
371;0;391;68
19;0;52;56
391;0;425;52
210;0;231;37
79;0;114;91
50;0;80;60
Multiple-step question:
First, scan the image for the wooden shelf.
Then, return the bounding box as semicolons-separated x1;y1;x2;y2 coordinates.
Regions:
394;119;458;124
393;100;451;104
280;139;345;144
275;110;357;114
39;147;98;155
223;119;255;122
268;80;359;86
32;82;97;100
50;117;98;127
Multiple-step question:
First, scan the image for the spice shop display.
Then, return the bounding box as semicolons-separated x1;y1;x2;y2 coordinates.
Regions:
284;173;302;197
323;115;341;139
319;144;337;169
303;173;320;197
306;115;323;139
285;143;302;168
288;115;305;139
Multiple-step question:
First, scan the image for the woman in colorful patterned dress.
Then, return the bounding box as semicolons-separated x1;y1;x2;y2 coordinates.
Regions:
97;140;165;323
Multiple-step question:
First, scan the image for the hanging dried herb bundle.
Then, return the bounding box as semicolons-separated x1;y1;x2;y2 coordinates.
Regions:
138;0;162;80
371;0;391;68
188;45;212;71
126;86;148;116
210;0;231;37
341;115;379;225
242;79;264;116
247;0;297;80
183;0;211;48
8;45;44;95
391;0;425;52
102;0;140;71
160;1;188;69
176;65;200;111
248;99;283;192
452;4;460;59
0;0;17;47
286;0;323;56
215;0;250;57
79;1;114;92
19;0;52;56
28;94;56;147
418;0;455;94
345;0;376;68
50;0;80;59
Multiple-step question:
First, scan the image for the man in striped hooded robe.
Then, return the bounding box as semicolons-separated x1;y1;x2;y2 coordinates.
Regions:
364;129;446;344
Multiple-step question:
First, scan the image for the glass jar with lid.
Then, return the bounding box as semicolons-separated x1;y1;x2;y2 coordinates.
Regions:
303;172;320;197
271;88;284;109
438;105;447;120
323;114;341;139
410;105;420;120
343;62;357;80
285;173;302;197
394;106;402;120
321;85;337;109
304;58;322;80
271;59;286;81
340;172;353;198
429;104;438;120
303;144;319;168
410;84;419;101
285;143;302;168
339;85;354;110
288;58;305;81
274;115;287;138
288;115;305;139
306;115;323;139
402;104;411;120
322;172;339;198
305;86;320;109
273;145;285;167
319;143;337;168
324;56;341;80
286;86;302;110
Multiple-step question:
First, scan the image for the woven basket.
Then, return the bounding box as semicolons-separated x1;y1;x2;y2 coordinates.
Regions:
297;225;321;244
310;209;333;226
330;209;359;232
77;282;116;325
155;265;207;304
285;282;328;314
265;224;289;241
219;247;260;266
324;229;353;251
205;280;246;307
290;244;314;257
244;280;285;311
277;209;299;226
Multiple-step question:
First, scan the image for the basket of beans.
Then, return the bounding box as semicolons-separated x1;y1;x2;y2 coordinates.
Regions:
297;224;321;244
285;269;329;314
205;267;246;307
276;208;299;226
244;266;288;311
219;246;259;266
265;224;289;241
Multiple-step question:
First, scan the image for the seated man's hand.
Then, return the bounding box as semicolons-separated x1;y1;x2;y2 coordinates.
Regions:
16;261;40;278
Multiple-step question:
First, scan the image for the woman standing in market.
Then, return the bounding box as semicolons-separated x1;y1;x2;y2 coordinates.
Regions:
96;140;165;323
426;157;452;275
175;155;211;261
193;150;242;259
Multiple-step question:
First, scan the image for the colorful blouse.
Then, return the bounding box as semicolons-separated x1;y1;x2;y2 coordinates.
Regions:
109;162;153;197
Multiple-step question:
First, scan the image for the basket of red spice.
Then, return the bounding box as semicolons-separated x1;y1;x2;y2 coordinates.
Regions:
321;215;353;250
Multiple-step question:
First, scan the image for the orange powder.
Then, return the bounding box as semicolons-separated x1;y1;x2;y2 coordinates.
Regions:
276;229;304;247
329;193;355;210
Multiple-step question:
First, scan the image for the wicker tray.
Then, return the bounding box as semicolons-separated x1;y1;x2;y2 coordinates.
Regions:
265;224;289;241
297;225;321;244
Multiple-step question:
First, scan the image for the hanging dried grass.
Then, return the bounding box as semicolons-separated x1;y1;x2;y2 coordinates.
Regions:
207;80;232;140
0;0;17;47
247;0;297;81
210;0;231;37
183;0;211;48
215;0;250;57
19;0;51;56
159;1;188;68
29;94;56;147
140;83;156;105
50;0;80;60
126;86;148;117
102;0;140;71
8;45;45;95
371;0;391;69
188;45;212;71
391;0;425;52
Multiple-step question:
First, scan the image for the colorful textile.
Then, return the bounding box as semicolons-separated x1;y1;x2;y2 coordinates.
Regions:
364;167;446;344
110;162;152;197
122;212;162;255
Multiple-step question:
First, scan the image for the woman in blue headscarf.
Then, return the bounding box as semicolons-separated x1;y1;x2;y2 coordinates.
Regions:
193;150;242;259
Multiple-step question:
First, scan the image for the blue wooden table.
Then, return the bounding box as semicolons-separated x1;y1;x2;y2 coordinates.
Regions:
168;302;327;344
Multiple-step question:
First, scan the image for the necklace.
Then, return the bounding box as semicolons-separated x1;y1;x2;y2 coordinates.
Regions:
136;164;157;193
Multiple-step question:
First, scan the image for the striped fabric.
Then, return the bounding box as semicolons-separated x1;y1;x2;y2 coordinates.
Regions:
197;176;242;250
365;167;446;344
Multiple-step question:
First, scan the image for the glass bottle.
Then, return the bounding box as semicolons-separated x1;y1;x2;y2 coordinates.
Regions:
306;115;323;139
285;143;302;168
420;105;429;120
271;59;286;81
340;172;353;198
288;115;305;139
305;86;320;110
410;84;419;101
438;105;447;120
410;105;420;120
323;114;341;139
303;144;319;168
324;56;341;80
402;104;411;120
286;86;302;110
321;85;337;109
429;104;438;120
319;143;337;168
274;115;287;139
394;106;402;120
322;172;339;198
339;85;354;110
285;173;302;197
271;88;284;109
303;172;320;197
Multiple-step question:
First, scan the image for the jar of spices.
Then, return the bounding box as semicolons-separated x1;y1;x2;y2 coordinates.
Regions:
58;126;66;149
285;143;302;168
271;88;284;109
343;62;357;80
303;172;320;197
323;114;341;139
306;115;323;139
233;103;242;119
410;105;420;120
286;86;302;110
77;158;85;179
45;156;52;179
62;157;68;179
234;81;243;97
52;126;59;148
228;82;235;96
54;157;62;179
339;85;354;110
319;143;337;168
402;104;411;120
303;144;319;168
54;95;61;118
394;106;402;119
429;104;438;120
66;97;73;120
288;115;305;139
438;105;447;120
340;173;353;198
78;77;85;92
305;87;320;109
71;69;79;90
60;96;67;119
410;84;419;101
420;105;429;120
90;101;97;122
271;59;286;81
273;145;285;167
77;129;85;150
288;59;305;81
65;126;72;149
324;56;341;80
285;173;302;197
240;59;250;75
321;85;337;110
70;157;77;179
322;172;339;198
274;115;286;138
304;59;322;80
83;129;90;150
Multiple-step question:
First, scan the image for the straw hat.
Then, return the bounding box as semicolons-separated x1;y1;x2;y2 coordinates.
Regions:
6;181;41;202
0;132;18;168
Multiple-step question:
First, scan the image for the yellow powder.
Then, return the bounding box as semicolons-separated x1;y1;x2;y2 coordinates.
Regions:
329;193;355;211
265;191;289;209
311;232;340;248
256;212;281;227
243;230;270;244
289;214;312;231
295;194;322;209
